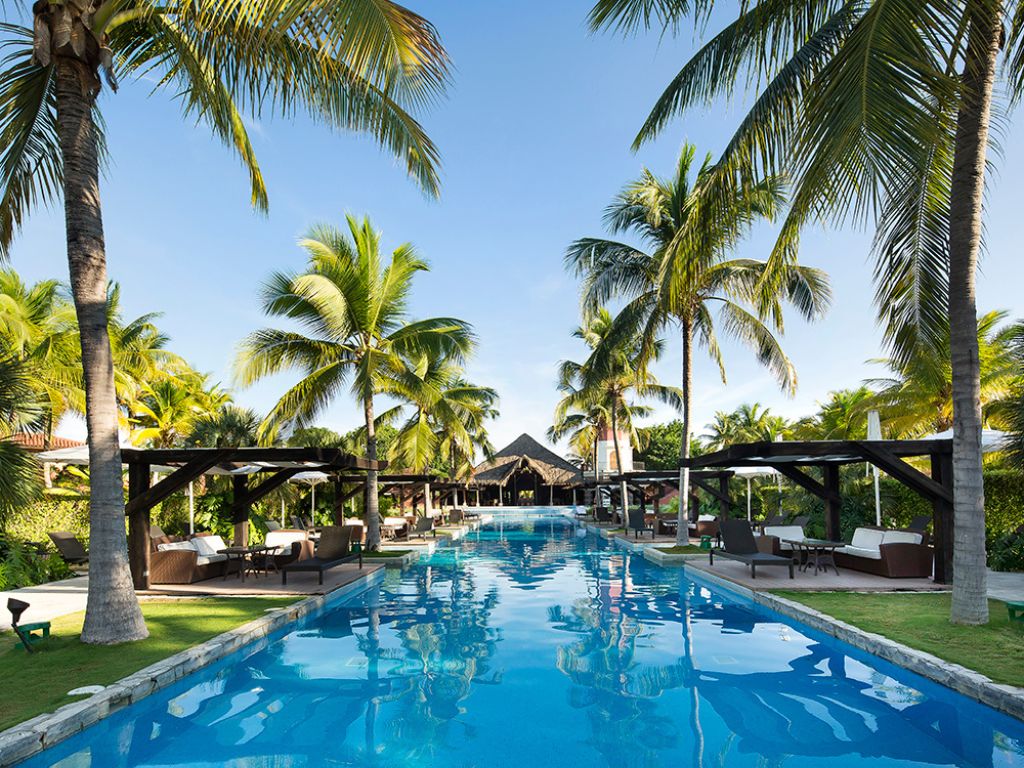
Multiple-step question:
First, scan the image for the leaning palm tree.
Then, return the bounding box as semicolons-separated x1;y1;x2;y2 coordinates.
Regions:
567;145;830;544
588;0;1010;624
0;1;450;643
235;215;474;549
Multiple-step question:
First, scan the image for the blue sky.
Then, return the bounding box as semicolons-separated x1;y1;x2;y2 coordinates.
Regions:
11;1;1024;452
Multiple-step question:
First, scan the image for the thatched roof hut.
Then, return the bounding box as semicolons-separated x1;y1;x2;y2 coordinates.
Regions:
472;433;583;487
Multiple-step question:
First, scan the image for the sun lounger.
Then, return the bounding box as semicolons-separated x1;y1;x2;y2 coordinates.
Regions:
710;519;795;579
413;515;437;538
281;526;362;585
627;508;654;538
47;531;89;565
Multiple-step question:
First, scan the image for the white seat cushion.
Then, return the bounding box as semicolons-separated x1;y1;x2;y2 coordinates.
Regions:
697;514;717;522
157;541;196;553
344;518;363;526
882;530;923;546
383;517;407;527
763;525;805;542
192;535;229;556
265;531;306;549
195;553;228;566
838;545;883;560
850;528;885;550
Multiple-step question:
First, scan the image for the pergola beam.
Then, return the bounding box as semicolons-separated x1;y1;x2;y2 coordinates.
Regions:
125;449;235;516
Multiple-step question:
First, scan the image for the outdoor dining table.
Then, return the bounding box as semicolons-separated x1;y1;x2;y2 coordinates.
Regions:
218;545;278;581
782;538;844;576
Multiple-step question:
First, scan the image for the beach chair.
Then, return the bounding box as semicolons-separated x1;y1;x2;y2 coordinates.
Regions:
7;599;50;653
281;526;362;585
710;519;795;579
47;532;89;565
413;515;437;538
627;508;654;539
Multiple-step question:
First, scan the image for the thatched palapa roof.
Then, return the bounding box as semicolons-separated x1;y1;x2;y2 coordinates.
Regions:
471;433;582;487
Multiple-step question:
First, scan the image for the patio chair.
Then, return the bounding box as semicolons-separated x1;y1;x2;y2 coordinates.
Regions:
7;598;49;653
448;509;464;524
627;508;654;539
265;520;282;531
594;506;612;523
281;526;362;585
907;515;932;533
709;519;795;579
47;531;89;565
791;516;810;529
413;515;437;538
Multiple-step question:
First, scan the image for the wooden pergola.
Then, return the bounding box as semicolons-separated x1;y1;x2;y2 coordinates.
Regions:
683;439;954;583
594;469;737;517
122;447;380;590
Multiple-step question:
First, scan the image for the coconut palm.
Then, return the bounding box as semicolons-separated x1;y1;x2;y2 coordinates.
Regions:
567;145;830;544
189;404;263;448
793;388;874;441
388;353;498;479
866;311;1016;438
235;214;475;549
588;0;1009;624
552;308;681;478
0;0;450;643
704;402;790;449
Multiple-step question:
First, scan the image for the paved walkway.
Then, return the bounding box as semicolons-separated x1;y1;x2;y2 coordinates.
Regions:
987;569;1024;602
0;575;90;630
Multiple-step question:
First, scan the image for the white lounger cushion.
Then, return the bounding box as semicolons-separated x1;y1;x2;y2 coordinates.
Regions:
763;525;804;542
850;528;885;550
882;530;923;546
265;531;306;549
383;517;407;527
838;545;883;560
195;553;228;566
157;540;196;553
192;535;229;556
697;514;717;522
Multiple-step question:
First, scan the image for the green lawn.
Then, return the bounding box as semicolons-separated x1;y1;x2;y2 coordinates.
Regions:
0;597;296;731
655;545;706;555
773;591;1024;688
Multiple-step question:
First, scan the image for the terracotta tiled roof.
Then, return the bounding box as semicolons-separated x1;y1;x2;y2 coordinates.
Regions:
7;433;85;452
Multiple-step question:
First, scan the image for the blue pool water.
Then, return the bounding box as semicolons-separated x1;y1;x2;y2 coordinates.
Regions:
21;513;1024;767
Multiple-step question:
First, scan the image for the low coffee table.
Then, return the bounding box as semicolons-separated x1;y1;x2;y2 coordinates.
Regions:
783;538;844;575
218;545;276;581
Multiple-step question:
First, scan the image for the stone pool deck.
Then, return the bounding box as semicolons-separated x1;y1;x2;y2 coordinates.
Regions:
686;558;945;592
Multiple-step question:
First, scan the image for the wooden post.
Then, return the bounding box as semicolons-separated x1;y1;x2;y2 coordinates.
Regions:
823;464;841;541
549;484;554;505
424;481;433;517
931;453;954;584
127;462;151;590
717;475;731;518
231;475;250;546
333;478;345;525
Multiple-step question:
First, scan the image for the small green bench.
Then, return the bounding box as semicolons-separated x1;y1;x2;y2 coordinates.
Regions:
8;598;51;652
1008;601;1024;624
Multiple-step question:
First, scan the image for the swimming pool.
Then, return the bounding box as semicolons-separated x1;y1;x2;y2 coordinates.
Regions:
20;513;1024;767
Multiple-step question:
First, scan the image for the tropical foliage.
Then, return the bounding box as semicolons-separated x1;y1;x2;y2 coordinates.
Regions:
566;144;830;542
236;214;479;548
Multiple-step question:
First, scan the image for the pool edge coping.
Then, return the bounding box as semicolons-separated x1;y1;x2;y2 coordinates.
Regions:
0;568;386;766
681;562;1024;722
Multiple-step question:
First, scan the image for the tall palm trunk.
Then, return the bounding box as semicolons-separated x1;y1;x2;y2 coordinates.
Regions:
363;394;381;550
55;56;147;643
948;2;1001;625
676;318;692;545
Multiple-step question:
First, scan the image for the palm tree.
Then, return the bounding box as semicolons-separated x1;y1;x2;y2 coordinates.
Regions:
235;215;475;549
793;389;874;441
566;145;830;544
0;0;451;644
552;308;681;481
189;404;263;448
704;403;789;449
866;311;1016;438
388;352;497;479
0;352;44;524
588;0;1007;624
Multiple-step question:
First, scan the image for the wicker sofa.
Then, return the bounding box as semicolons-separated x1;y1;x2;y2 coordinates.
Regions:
833;527;933;578
150;533;230;584
755;524;807;556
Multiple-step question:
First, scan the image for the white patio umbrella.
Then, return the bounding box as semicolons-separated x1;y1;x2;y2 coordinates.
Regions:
730;467;779;521
290;470;330;523
921;428;1008;452
867;410;883;525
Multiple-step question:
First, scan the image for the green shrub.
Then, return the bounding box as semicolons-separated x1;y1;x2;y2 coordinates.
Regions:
0;539;73;590
988;528;1024;572
4;498;90;545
